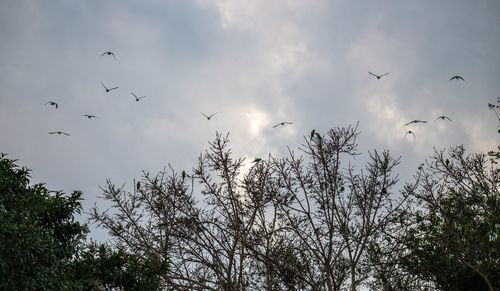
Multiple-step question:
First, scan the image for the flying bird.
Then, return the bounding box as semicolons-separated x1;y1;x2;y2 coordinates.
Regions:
449;75;465;82
83;114;97;119
100;81;118;92
49;131;70;136
131;92;146;102
404;130;415;139
45;101;58;108
273;122;293;128
201;112;217;120
404;120;428;126
436;115;452;122
101;51;116;60
368;71;390;79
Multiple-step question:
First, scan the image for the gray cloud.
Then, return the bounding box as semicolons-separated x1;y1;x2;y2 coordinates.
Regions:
1;0;499;241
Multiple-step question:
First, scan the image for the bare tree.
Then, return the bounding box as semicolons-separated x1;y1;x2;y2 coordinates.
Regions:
273;125;408;291
89;127;412;290
90;133;287;290
89;166;202;289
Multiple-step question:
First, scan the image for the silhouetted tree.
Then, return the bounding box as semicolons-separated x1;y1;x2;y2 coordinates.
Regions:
273;125;411;291
91;126;414;290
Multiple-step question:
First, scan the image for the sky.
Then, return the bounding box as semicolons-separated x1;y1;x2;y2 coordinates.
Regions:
1;0;499;241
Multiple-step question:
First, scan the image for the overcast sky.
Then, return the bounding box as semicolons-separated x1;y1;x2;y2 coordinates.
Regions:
1;0;499;240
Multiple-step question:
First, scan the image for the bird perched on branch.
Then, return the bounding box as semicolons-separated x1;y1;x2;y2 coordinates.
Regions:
368;71;390;79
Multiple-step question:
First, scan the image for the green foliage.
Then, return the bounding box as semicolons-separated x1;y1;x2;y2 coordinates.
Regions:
0;153;87;290
401;147;500;290
68;243;169;290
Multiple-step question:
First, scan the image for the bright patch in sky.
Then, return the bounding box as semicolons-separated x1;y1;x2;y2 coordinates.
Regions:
246;108;269;138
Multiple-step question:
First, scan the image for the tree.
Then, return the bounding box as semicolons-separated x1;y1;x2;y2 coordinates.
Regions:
68;242;169;290
90;133;275;290
90;126;411;290
0;153;87;290
401;146;500;290
273;125;411;291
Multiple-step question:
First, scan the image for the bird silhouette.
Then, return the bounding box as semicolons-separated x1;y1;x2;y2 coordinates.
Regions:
436;115;452;122
310;129;316;140
49;131;70;136
273;122;293;128
45;101;58;108
404;120;427;126
252;158;262;163
83;114;97;119
368;71;390;79
101;51;116;60
131;92;146;102
201;112;217;120
449;75;465;82
100;81;118;92
404;130;415;139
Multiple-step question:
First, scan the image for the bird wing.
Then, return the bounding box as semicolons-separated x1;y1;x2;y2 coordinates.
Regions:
273;123;280;128
209;113;217;118
62;132;70;136
101;52;106;56
437;116;452;121
404;121;412;126
49;132;56;134
368;71;378;77
131;92;137;98
381;72;390;77
109;86;119;91
100;81;107;90
201;112;209;118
